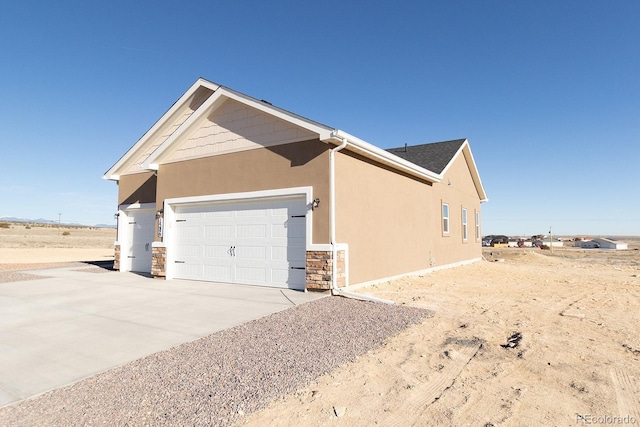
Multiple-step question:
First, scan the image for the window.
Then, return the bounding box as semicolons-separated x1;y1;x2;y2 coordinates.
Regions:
442;203;449;234
462;208;468;241
475;210;480;240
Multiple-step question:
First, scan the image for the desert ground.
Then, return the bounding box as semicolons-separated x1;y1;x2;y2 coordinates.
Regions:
241;242;640;426
1;223;638;426
0;222;115;268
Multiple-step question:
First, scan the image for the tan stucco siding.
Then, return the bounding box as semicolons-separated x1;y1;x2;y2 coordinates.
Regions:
430;153;483;266
335;150;482;285
118;171;157;206
156;139;331;244
335;151;434;285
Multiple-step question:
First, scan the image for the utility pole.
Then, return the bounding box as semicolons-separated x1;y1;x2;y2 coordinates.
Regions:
549;226;553;254
58;213;62;236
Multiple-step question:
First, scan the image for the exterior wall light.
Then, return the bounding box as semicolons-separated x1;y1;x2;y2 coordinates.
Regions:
312;198;320;210
155;209;164;219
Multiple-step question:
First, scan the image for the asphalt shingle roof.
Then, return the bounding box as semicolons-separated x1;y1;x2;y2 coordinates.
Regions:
386;139;466;175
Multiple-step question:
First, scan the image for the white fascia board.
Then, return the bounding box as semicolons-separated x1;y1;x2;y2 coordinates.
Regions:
439;139;488;202
102;79;220;180
323;129;442;183
219;86;334;136
461;142;488;202
142;89;229;169
438;139;468;178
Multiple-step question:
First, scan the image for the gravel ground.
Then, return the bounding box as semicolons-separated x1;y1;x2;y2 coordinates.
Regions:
0;296;431;426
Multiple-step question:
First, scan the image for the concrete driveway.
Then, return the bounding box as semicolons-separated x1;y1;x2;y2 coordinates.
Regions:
0;266;325;407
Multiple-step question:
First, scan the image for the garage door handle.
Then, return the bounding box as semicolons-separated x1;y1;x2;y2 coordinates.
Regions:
175;261;185;264
291;215;305;218
291;267;305;270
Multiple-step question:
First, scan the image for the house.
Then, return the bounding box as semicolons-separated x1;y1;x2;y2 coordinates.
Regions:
592;238;628;250
103;78;488;292
575;240;600;249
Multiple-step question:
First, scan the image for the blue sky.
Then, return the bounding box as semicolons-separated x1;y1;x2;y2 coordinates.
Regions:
1;1;638;235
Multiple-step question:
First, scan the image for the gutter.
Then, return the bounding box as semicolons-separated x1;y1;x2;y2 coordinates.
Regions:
328;130;395;305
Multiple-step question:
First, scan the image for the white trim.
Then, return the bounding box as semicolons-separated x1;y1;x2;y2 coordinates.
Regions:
142;86;333;169
462;207;468;241
163;186;319;281
439;139;467;177
118;202;155;212
103;79;220;180
106;78;447;186
442;202;450;234
439;140;488;202
325;130;441;183
345;257;483;291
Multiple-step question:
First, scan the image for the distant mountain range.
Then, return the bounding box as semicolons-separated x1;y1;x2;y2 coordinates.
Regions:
0;216;116;229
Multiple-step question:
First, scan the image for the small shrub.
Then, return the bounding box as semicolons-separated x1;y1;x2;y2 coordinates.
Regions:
0;222;10;229
25;225;31;229
541;244;550;250
62;231;71;236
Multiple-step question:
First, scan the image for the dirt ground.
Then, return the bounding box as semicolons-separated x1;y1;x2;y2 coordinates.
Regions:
1;223;638;426
0;223;115;267
241;242;640;426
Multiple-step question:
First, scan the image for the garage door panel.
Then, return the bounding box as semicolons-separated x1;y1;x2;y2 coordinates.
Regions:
175;244;201;258
176;225;201;238
175;263;201;280
270;246;288;262
172;196;306;289
286;249;306;264
235;245;266;260
202;265;232;282
203;210;233;218
236;208;267;218
271;268;290;286
236;224;266;238
204;225;232;238
235;266;267;284
203;245;232;258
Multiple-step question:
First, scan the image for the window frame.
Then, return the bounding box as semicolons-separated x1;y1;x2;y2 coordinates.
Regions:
462;207;468;241
475;210;480;241
442;203;450;235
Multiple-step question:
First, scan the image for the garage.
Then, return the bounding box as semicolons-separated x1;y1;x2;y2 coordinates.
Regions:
120;207;156;273
170;196;307;290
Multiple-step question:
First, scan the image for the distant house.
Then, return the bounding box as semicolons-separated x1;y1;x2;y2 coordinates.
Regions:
103;78;488;292
575;240;599;249
592;238;628;250
541;237;564;247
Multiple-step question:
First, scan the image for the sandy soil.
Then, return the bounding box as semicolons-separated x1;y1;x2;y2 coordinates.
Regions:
0;223;115;267
2;223;639;426
241;243;640;426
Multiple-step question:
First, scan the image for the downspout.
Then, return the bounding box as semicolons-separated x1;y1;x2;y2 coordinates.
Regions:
329;131;394;305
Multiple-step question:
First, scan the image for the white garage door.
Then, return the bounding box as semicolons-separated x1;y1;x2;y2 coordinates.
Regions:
172;197;306;290
124;209;156;273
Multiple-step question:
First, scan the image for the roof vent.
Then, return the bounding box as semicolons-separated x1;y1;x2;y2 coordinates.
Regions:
404;143;407;152
260;99;272;105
